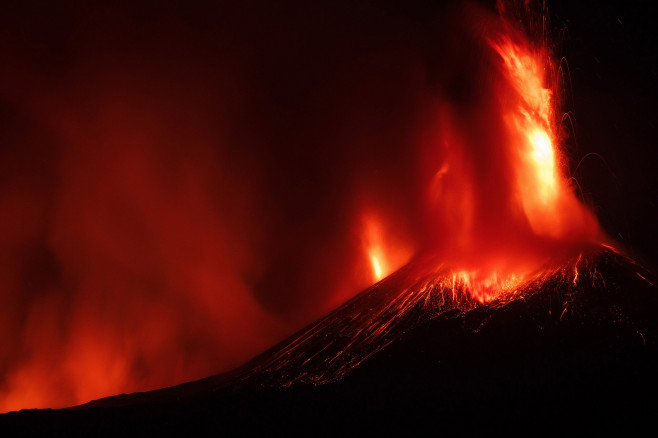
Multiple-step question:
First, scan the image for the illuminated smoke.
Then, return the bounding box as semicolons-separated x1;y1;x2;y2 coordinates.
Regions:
421;2;601;302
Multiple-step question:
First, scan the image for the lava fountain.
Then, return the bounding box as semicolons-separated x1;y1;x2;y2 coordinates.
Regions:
241;2;618;385
419;2;601;305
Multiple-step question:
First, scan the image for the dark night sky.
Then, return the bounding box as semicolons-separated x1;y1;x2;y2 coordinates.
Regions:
549;0;658;266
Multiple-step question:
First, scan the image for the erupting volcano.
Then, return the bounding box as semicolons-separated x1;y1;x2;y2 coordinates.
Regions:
1;0;657;433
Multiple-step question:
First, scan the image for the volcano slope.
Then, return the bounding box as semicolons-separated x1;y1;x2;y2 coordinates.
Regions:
1;244;657;434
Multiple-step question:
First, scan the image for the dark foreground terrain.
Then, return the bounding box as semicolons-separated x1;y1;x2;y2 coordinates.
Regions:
2;246;657;435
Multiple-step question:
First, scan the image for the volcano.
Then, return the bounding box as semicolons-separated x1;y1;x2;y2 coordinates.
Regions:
1;244;657;433
1;0;657;433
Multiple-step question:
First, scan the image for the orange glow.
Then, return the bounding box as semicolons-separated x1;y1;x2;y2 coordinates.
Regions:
453;270;525;303
491;36;559;219
493;36;560;225
490;35;599;240
528;129;556;200
370;253;384;281
361;213;412;283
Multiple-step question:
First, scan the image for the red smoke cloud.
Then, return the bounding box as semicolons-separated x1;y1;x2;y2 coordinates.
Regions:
0;1;429;411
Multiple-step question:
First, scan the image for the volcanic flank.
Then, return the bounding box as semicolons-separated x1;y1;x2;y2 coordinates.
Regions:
76;242;658;394
2;244;657;433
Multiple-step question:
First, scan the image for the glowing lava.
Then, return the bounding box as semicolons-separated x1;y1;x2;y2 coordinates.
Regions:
363;216;386;281
422;8;601;304
361;213;412;283
370;254;384;281
452;270;525;303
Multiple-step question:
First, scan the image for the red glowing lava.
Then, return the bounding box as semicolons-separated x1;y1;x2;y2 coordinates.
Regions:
361;212;413;283
490;35;598;242
421;6;601;303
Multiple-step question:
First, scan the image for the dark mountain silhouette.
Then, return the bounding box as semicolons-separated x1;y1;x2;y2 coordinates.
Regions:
2;244;657;434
